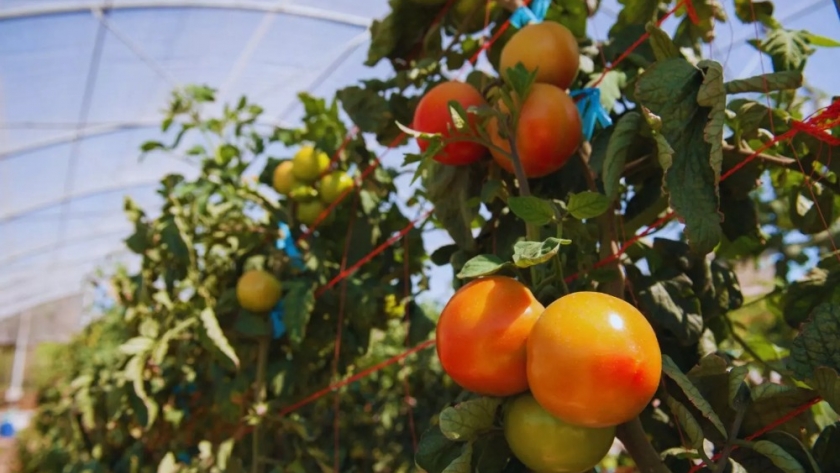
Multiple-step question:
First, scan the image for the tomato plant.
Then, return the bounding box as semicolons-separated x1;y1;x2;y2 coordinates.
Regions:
435;276;543;396
411;80;489;165
527;291;662;428
504;393;616;473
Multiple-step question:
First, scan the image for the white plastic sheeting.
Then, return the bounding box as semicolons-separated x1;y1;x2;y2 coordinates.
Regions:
0;0;838;322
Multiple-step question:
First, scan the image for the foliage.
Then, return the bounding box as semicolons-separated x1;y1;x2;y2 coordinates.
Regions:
17;87;461;472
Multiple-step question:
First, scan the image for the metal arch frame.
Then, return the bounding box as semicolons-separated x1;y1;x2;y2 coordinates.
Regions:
0;0;373;28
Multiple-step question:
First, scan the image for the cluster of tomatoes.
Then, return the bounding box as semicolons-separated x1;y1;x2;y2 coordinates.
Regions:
411;21;584;178
436;276;662;472
271;145;355;226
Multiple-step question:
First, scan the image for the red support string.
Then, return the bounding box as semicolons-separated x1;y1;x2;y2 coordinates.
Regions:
275;339;437;418
314;209;434;298
686;396;823;473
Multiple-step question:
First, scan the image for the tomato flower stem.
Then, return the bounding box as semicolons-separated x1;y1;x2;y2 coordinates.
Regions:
616;417;674;473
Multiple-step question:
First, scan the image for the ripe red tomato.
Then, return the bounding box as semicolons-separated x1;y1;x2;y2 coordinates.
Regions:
435;276;544;396
412;81;488;166
488;83;582;178
504;393;616;473
526;291;662;428
500;21;580;90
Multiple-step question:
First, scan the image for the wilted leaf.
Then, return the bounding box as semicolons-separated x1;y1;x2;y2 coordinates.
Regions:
200;307;239;369
512;238;570;269
119;337;154;356
125;354;158;428
439;397;501;442
697;60;725;187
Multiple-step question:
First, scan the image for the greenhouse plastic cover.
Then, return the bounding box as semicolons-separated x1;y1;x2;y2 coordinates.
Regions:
0;0;838;322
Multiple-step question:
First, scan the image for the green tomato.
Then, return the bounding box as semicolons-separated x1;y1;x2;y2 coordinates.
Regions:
503;393;615;473
292;145;331;183
296;200;327;227
272;161;297;195
319;171;355;204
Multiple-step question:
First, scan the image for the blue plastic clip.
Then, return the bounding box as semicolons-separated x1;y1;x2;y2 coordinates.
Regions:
269;301;287;339
568;88;613;142
276;221;305;271
510;0;550;29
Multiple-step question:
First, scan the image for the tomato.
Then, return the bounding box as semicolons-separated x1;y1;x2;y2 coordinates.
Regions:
272;161;297;195
526;291;662;428
435;276;543;396
236;270;282;313
487;83;582;178
412;81;488;166
319;170;355;204
292;145;331;183
296;199;327;226
504;393;616;473
500;21;580;90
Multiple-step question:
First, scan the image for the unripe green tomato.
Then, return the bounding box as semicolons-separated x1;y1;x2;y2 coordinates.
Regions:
504;393;615;473
319;171;355;204
292;145;331;183
296;200;327;227
272;161;297;195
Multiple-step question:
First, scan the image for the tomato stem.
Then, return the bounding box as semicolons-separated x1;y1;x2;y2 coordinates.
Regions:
506;130;542;285
252;336;270;473
616;417;673;473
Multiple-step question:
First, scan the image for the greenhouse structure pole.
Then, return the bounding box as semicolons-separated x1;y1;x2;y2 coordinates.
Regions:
5;311;31;404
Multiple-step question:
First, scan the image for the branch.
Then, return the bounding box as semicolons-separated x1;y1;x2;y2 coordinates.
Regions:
616;417;673;473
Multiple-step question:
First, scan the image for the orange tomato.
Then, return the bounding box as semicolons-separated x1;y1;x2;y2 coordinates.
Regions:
435;276;544;396
412;81;488;166
526;291;662;428
500;21;580;90
488;83;582;178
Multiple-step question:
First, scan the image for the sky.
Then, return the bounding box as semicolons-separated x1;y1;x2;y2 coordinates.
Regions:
0;0;838;319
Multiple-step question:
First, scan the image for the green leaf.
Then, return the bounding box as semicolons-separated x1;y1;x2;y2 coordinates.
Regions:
283;281;316;348
603;111;642;199
811;366;840;413
119;337;154;356
646;22;680;60
125;353;158;428
724;71;804;94
728;365;752;410
337;86;392;134
141;140;165;152
502;62;538;100
512;238;570;269
507;196;556;226
662;355;728;436
748;440;806;473
802;31;840;48
471;431;512;473
633;273;704;346
152;317;196;367
748;29;815;72
636;58;722;254
234;313;271;337
789;303;840;380
439;397;501;441
416;424;464;473
812;422;840;473
456;255;511;279
567;191;611;219
665;397;705;451
697;60;725;187
609;0;660;37
734;0;774;26
200;307;239;369
442;444;472;473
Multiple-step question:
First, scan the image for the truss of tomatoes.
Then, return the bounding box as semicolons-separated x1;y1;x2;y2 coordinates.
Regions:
411;21;583;178
435;276;662;473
